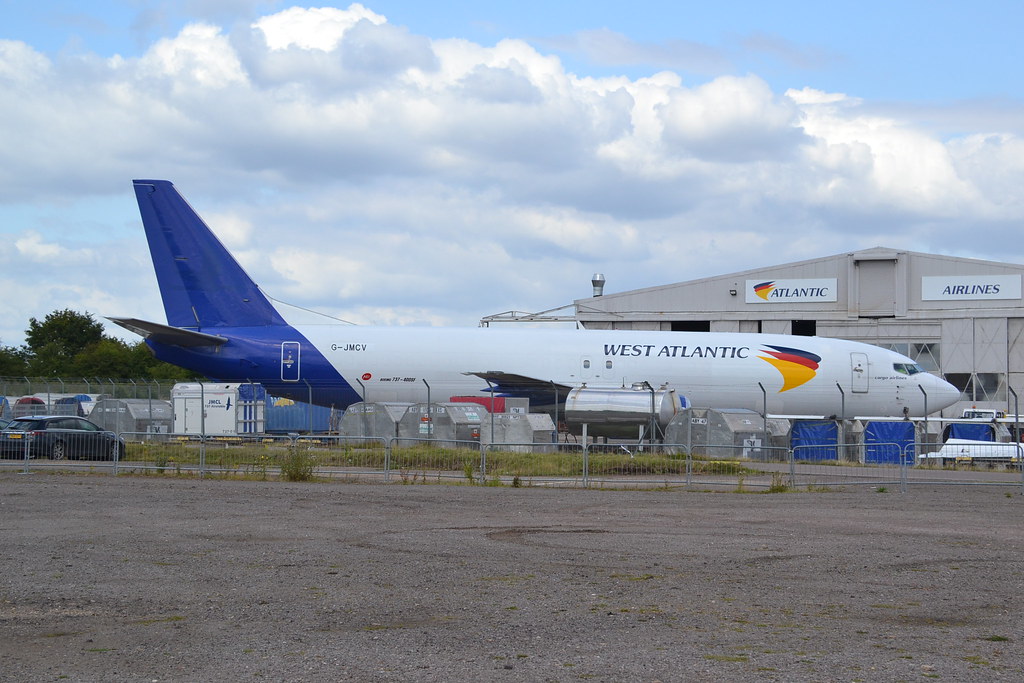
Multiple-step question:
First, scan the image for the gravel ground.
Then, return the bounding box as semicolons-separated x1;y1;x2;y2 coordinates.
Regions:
1;472;1022;682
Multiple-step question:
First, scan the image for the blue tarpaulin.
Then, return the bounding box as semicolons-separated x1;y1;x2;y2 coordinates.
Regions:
864;421;915;464
266;398;333;433
945;423;995;441
791;420;838;461
237;384;267;402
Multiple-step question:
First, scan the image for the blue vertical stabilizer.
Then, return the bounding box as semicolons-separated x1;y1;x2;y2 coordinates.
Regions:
133;179;286;330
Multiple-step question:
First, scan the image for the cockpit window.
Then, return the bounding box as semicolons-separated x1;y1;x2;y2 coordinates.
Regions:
893;363;924;375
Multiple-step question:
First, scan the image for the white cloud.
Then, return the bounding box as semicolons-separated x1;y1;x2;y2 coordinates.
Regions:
0;40;51;83
139;23;247;88
14;232;74;261
658;75;807;162
792;87;980;214
252;4;386;52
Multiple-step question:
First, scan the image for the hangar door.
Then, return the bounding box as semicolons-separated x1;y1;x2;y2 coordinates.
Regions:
855;259;896;316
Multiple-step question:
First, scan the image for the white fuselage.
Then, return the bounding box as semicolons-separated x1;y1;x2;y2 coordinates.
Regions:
293;325;959;418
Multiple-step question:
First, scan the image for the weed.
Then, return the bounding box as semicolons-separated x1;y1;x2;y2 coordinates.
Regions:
875;486;888;493
152;451;169;474
246;454;270;480
983;635;1009;642
463;460;476;484
280;450;316;482
766;471;790;493
399;470;424;484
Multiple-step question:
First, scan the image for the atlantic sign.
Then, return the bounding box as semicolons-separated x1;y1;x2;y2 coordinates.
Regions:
921;275;1021;301
745;278;837;304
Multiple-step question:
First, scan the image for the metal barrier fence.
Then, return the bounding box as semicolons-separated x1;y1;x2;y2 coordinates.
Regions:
1;433;1021;492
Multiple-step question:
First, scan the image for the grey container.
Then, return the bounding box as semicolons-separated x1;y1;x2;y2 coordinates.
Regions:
480;413;557;452
338;402;411;441
397;403;489;448
664;408;790;460
89;398;174;435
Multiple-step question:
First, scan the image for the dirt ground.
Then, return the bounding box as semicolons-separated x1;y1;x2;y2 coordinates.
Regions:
1;472;1022;681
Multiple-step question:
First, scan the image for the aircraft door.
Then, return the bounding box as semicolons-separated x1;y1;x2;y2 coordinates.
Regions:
281;342;301;382
851;352;869;393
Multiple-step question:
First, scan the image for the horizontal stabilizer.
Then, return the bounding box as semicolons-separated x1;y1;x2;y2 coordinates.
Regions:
108;317;227;348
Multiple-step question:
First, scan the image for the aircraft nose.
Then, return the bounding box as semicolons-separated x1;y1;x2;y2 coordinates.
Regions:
925;374;961;412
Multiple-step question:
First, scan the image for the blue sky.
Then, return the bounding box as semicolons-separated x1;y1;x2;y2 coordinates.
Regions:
0;1;1022;346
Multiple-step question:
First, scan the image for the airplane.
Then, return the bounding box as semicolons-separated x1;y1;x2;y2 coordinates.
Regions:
111;179;961;433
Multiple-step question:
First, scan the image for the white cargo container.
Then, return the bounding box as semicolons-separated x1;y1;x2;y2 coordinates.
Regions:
171;383;266;435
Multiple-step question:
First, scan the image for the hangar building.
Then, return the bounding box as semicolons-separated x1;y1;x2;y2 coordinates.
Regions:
565;247;1024;418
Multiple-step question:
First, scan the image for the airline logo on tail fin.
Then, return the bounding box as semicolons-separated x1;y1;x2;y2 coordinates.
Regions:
758;345;821;392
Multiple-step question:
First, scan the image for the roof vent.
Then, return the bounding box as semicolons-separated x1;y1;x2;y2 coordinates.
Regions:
592;273;606;297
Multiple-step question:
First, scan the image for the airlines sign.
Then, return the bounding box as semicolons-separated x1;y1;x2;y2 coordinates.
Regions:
921;275;1021;301
745;278;837;304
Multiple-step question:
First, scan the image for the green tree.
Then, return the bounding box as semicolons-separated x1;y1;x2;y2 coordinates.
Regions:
0;344;27;376
24;309;105;376
130;342;195;381
71;338;140;377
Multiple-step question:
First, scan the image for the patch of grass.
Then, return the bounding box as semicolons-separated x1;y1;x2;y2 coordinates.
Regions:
704;654;749;662
983;635;1010;642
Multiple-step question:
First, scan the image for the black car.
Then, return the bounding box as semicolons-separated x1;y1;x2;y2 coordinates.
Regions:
0;415;124;461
